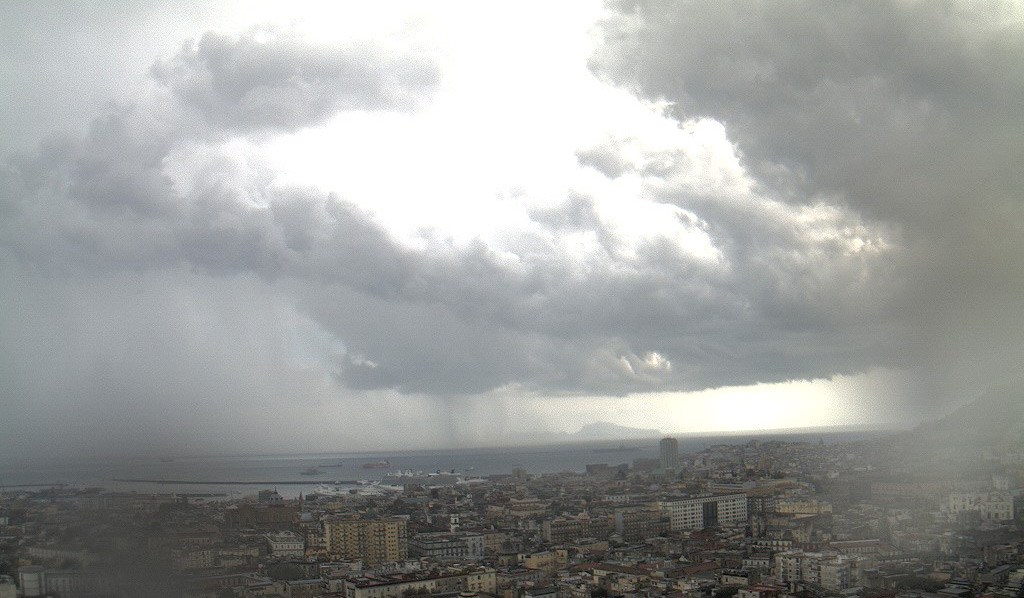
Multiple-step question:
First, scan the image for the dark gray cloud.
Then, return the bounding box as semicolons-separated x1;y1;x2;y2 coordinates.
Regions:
592;1;1024;222
151;28;440;133
591;0;1024;405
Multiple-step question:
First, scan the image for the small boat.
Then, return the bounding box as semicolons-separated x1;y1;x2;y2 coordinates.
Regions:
300;467;325;475
361;460;391;469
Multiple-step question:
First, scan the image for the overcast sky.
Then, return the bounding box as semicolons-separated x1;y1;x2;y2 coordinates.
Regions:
1;1;1022;461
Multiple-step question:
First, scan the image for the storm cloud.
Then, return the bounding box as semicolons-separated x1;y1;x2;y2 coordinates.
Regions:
0;3;1019;458
0;104;898;398
592;0;1024;402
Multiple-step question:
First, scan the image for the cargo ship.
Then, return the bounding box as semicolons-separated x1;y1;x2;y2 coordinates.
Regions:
361;460;391;469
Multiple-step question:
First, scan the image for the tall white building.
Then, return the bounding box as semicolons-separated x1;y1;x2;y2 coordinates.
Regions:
660;437;679;470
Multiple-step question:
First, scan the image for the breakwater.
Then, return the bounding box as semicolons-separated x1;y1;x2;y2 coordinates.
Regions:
113;478;359;485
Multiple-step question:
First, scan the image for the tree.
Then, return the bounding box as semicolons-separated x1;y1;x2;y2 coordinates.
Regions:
266;563;305;581
895;577;944;592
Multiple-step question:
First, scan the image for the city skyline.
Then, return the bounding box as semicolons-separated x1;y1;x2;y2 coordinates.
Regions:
2;2;1023;460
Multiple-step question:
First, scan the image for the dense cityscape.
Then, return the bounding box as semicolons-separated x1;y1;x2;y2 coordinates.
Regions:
2;393;1022;598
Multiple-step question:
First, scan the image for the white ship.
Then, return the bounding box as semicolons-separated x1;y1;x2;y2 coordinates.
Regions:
379;469;483;488
313;481;397;497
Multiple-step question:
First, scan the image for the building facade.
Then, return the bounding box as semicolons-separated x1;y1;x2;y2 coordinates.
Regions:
774;551;862;591
659;494;748;530
542;513;609;544
660;437;679;470
266;530;306;557
341;567;496;598
323;517;408;565
944;492;1014;521
613;507;670;542
409;532;484;559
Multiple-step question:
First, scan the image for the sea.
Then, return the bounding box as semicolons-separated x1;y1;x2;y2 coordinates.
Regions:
0;430;888;499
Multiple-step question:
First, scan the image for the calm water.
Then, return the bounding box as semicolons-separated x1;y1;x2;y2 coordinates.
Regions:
0;431;884;498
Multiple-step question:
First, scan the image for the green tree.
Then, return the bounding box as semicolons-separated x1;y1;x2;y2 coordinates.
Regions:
895;577;944;592
266;563;305;581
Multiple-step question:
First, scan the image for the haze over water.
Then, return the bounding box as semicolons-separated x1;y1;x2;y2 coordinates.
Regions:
0;431;880;498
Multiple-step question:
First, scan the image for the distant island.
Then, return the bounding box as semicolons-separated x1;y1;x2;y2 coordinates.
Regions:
593;444;642;453
574;421;661;439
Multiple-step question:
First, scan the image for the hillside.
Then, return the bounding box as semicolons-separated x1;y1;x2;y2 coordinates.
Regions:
574;421;661;439
913;383;1024;445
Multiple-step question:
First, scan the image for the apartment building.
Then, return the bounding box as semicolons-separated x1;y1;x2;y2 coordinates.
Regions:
659;494;748;530
323;517;408;566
